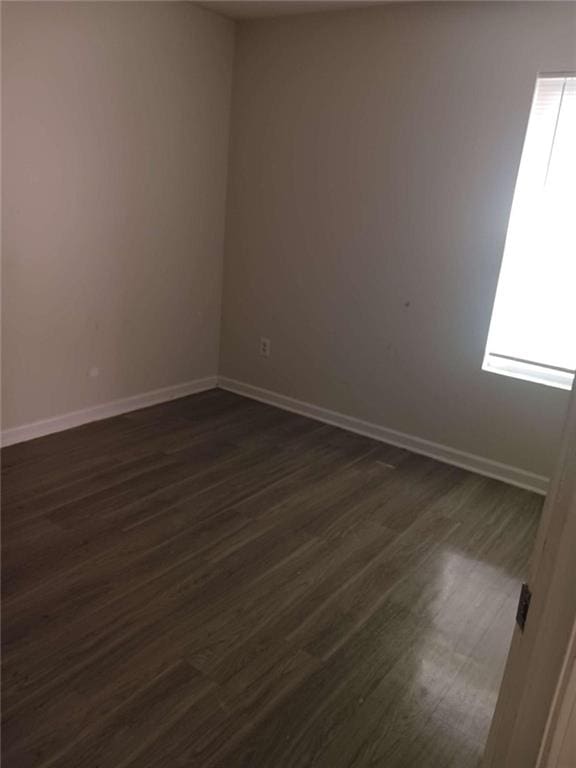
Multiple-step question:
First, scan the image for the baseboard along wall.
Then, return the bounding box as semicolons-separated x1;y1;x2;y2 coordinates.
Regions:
218;377;549;496
1;376;218;447
1;373;548;495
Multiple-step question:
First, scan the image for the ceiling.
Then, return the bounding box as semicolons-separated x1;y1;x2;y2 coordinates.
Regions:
196;1;391;19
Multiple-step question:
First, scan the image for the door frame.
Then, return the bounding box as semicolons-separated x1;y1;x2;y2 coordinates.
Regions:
538;617;576;767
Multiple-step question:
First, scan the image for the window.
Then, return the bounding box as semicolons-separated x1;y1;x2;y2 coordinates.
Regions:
483;75;576;390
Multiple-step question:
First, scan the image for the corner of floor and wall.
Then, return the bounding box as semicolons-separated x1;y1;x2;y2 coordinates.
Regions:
3;1;575;497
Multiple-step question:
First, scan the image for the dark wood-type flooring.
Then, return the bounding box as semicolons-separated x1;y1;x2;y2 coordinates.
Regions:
2;389;542;767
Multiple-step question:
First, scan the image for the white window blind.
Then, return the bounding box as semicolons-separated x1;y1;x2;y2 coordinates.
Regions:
483;75;576;390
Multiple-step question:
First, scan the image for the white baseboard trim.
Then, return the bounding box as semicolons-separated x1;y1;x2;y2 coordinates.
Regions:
2;372;549;495
1;376;218;447
218;376;549;496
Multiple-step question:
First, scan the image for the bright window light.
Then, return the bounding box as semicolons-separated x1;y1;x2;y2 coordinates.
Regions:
483;75;576;391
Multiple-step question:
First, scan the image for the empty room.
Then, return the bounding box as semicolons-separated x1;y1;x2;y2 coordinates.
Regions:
2;1;576;766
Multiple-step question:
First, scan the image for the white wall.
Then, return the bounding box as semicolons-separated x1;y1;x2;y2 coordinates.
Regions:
220;1;576;478
3;1;573;481
2;2;234;429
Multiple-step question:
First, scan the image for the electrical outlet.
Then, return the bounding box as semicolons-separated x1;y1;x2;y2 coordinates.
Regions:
88;366;100;379
260;337;271;358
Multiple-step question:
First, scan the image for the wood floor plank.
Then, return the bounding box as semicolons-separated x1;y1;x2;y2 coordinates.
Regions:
2;389;542;768
4;553;215;713
39;662;214;768
4;444;388;705
4;420;331;599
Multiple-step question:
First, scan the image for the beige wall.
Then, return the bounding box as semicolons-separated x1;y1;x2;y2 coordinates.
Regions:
220;2;576;477
2;2;234;429
3;2;574;478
